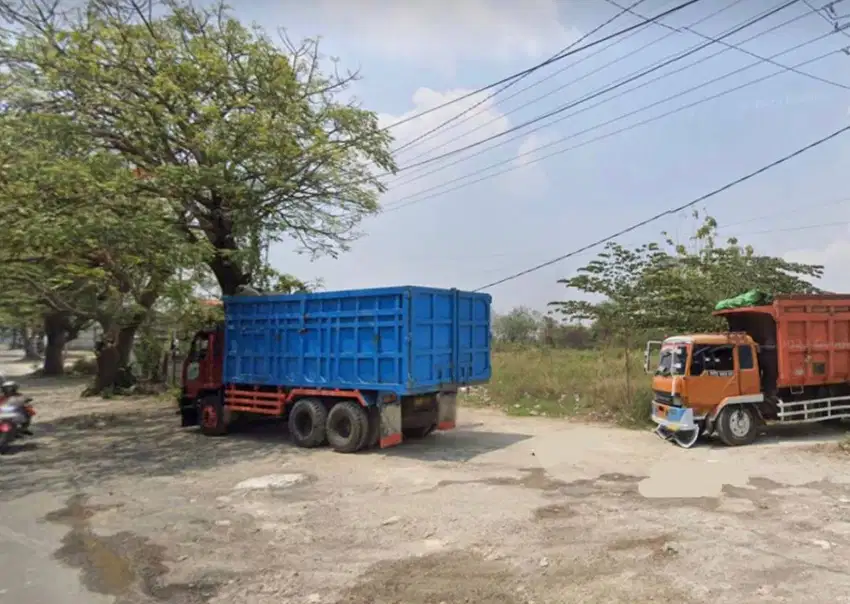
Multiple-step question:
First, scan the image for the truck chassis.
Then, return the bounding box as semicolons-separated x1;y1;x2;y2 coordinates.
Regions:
180;385;458;454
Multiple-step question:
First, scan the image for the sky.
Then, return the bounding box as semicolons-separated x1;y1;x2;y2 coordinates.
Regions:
233;0;850;314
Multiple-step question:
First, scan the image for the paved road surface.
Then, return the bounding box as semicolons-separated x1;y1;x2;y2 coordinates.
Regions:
0;353;111;604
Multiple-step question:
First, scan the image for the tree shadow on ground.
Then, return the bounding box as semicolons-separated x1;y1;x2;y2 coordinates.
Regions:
0;407;305;501
0;400;533;501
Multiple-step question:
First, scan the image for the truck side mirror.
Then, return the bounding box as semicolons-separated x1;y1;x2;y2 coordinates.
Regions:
644;341;662;374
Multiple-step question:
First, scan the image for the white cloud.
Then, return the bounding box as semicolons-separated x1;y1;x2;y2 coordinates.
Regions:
784;228;850;292
378;87;514;205
300;0;578;67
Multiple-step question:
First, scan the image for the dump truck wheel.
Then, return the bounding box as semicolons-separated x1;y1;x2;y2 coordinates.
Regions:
199;398;227;436
359;407;380;451
326;401;369;453
288;398;328;448
716;405;758;446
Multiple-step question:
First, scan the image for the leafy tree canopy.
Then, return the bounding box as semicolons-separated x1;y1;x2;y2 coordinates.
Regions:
0;0;397;294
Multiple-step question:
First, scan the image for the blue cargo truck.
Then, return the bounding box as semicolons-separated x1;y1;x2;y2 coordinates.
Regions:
178;286;492;453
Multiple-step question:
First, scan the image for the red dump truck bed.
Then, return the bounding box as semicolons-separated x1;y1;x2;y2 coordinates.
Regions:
715;294;850;389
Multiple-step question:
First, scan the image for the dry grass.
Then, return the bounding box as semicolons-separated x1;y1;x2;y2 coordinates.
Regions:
461;345;654;428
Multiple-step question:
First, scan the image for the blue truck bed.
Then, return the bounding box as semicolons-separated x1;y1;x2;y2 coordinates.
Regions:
222;286;491;395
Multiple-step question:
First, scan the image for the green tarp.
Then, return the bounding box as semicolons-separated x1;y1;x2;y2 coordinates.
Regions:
714;289;773;311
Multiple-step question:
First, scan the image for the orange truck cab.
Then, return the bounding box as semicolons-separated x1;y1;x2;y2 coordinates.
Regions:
646;294;850;448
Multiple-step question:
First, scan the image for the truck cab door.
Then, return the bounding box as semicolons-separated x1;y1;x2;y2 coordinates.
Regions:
736;344;760;395
686;344;740;416
183;332;210;393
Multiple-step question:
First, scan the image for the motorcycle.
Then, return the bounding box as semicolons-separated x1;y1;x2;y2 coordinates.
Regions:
0;379;34;455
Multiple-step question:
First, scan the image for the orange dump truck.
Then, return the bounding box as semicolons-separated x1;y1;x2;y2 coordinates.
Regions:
646;294;850;448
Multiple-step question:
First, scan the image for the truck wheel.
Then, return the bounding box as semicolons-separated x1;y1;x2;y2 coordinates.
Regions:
0;420;16;454
326;401;369;453
288;398;328;448
716;405;759;446
199;398;227;436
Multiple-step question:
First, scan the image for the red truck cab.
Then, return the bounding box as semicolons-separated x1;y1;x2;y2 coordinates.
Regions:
179;327;223;426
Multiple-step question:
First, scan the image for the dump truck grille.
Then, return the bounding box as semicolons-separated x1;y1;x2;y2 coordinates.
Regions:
653;390;675;406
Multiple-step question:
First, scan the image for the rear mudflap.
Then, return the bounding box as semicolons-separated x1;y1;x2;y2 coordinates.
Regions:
437;390;457;430
379;402;402;448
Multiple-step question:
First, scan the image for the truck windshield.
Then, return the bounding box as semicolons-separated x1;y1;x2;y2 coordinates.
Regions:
655;345;686;376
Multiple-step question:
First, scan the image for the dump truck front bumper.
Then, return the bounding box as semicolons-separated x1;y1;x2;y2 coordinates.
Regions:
651;402;698;432
652;402;704;448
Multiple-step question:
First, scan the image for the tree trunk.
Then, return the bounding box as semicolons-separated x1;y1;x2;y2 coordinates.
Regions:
42;313;68;376
210;248;250;295
117;324;138;368
89;340;121;396
9;328;20;350
85;321;141;396
623;329;633;407
21;325;40;361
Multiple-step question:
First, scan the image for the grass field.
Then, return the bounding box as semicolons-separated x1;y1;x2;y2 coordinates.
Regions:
460;345;654;428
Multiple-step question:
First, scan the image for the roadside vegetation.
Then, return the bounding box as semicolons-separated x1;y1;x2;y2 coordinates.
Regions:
472;215;823;427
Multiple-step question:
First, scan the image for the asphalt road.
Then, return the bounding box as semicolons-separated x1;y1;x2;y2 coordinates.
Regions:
0;495;112;604
0;354;110;604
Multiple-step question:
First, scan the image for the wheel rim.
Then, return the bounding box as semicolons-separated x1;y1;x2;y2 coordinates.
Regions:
201;407;217;429
728;409;752;438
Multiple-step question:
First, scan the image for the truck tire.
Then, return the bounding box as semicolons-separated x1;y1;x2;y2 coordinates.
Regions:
288;398;328;448
199;397;227;437
326;401;369;453
716;405;759;446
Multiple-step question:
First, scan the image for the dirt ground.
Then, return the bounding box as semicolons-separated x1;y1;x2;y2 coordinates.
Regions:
4;353;850;603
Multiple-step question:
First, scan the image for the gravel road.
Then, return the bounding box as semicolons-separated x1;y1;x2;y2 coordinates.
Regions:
3;351;850;603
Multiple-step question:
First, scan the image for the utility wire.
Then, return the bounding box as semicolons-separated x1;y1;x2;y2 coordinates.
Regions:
472;123;850;292
386;0;800;176
803;0;850;37
427;195;850;262
378;0;703;133
606;0;850;90
384;34;840;212
395;0;746;168
389;2;817;191
390;0;653;156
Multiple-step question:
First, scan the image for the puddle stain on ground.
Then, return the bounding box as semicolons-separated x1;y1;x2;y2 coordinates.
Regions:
336;550;524;604
44;494;220;603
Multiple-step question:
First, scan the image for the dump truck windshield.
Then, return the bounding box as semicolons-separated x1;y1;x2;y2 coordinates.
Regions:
656;345;686;376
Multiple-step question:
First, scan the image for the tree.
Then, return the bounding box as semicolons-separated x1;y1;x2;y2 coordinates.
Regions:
0;0;396;295
640;213;822;332
492;307;541;344
550;242;659;405
0;111;202;387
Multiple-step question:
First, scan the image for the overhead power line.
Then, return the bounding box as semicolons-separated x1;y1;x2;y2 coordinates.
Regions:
378;0;704;133
390;0;652;156
803;0;850;37
387;0;801;176
388;2;820;192
424;195;850;262
395;0;747;168
472;123;850;292
384;33;842;212
606;0;850;90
